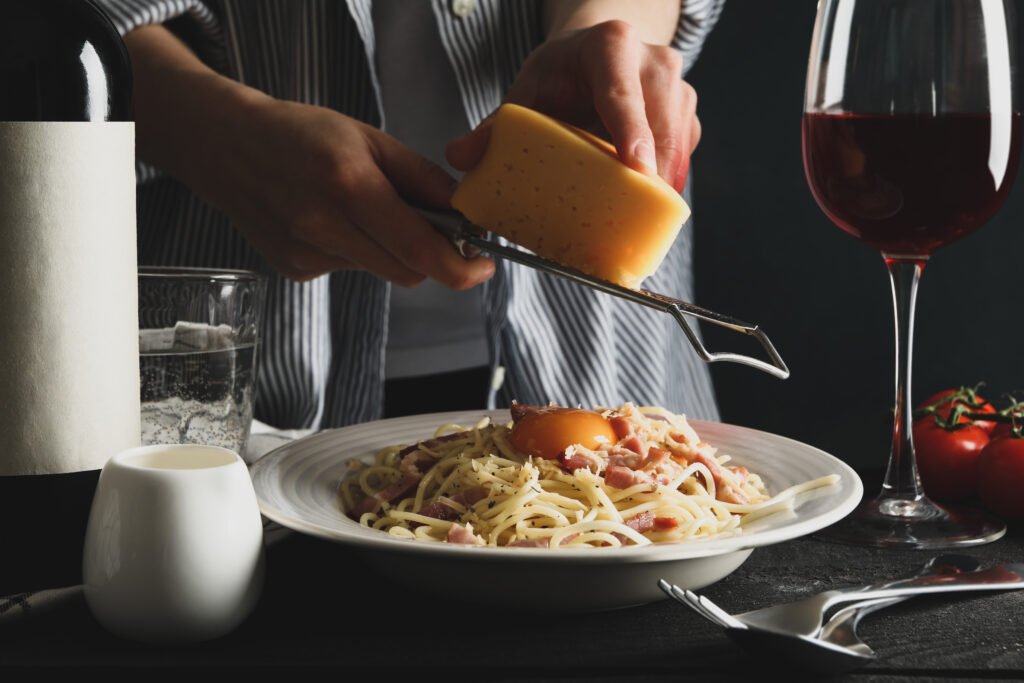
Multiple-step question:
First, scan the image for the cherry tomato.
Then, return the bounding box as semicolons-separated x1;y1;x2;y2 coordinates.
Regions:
992;423;1016;441
990;410;1024;441
912;419;990;502
917;389;998;433
977;437;1024;519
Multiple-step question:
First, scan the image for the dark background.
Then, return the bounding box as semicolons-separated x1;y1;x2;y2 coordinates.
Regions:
687;0;1023;468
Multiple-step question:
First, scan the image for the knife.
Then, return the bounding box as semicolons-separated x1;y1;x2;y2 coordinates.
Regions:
417;206;790;380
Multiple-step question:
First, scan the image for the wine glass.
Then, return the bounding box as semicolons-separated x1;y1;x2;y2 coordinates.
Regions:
803;0;1020;547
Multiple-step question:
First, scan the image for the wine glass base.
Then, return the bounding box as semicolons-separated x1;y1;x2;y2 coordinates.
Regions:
816;495;1006;549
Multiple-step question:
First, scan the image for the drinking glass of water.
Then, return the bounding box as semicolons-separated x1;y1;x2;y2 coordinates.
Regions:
138;268;266;456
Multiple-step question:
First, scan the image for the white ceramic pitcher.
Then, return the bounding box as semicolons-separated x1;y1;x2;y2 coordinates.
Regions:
83;444;264;642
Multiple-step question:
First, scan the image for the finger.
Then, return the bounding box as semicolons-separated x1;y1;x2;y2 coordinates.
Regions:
690;111;702;155
640;48;689;191
672;82;700;191
291;211;430;287
361;124;458;209
281;244;359;282
232;186;422;283
446;116;494;172
345;152;496;290
678;113;701;191
581;21;657;174
238;225;362;281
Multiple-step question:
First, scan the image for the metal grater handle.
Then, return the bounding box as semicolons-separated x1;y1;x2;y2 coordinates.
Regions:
419;207;790;379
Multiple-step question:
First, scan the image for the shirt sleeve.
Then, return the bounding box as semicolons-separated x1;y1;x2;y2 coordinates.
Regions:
95;0;218;37
675;0;727;75
93;0;227;183
94;0;227;70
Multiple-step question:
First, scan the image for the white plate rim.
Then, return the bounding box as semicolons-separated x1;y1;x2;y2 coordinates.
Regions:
250;410;864;563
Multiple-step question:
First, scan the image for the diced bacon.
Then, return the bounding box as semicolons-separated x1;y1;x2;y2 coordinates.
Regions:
623;435;647;458
559;449;604;472
417;487;488;521
446;523;485;545
625;511;655;534
605;465;637;489
605;465;653;489
453;487;488;507
348;473;422;518
349;497;379;519
607;449;643;470
507;532;579;548
643;447;670;469
652;457;686;487
669;439;727;492
417;500;460;522
610;513;656;542
609;416;633;440
399;449;436;476
694;451;749;505
653;516;679;530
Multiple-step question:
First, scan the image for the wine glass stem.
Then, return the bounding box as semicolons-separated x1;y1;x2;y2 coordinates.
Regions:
880;257;927;511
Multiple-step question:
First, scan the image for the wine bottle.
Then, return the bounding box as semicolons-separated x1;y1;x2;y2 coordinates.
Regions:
0;0;140;593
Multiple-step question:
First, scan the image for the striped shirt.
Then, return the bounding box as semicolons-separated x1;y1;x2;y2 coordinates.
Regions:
97;0;726;430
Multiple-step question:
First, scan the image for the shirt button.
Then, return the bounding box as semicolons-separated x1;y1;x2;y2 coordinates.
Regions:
452;0;475;18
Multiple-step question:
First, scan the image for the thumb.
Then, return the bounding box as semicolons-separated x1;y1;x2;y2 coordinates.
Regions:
445;116;495;172
369;129;457;209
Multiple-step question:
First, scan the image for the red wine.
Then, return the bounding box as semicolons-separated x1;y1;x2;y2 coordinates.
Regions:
802;112;1022;256
0;1;138;594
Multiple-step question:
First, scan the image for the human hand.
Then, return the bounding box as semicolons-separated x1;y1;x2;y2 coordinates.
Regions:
125;23;494;287
447;20;699;192
194;96;495;286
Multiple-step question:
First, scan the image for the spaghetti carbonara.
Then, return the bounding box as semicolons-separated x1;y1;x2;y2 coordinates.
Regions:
339;403;837;548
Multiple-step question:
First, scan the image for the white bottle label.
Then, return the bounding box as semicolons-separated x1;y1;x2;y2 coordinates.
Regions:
0;122;141;475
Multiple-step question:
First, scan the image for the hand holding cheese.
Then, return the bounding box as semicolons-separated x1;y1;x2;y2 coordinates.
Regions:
447;19;700;192
451;104;690;289
124;25;495;288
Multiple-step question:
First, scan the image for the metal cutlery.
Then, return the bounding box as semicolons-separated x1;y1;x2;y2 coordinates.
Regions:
723;597;906;675
735;558;1019;635
664;554;1019;637
658;554;1024;674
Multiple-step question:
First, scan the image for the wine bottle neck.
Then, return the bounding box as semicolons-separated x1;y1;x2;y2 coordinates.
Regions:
0;0;132;122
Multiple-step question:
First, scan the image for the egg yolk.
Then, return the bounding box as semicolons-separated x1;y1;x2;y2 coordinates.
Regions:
509;408;618;460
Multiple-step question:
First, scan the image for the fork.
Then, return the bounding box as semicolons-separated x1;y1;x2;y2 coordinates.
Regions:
662;554;978;634
665;582;913;673
725;597;908;675
668;582;903;636
661;554;1023;638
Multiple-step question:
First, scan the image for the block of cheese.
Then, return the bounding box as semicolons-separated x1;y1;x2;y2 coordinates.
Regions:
451;103;690;289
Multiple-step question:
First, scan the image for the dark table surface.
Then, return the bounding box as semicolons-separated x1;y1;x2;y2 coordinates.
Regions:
4;482;1023;679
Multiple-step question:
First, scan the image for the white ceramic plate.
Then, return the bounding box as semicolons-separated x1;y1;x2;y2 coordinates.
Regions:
250;410;863;611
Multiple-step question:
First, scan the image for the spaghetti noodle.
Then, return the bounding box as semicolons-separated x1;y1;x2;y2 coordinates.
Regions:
339;403;837;548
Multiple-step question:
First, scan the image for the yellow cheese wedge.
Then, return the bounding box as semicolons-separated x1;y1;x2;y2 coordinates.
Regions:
451;103;690;289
